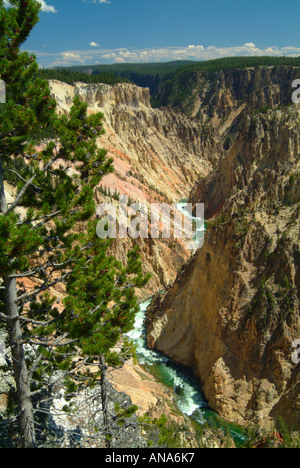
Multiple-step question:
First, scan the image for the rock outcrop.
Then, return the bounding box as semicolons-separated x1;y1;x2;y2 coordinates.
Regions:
156;66;300;129
147;97;300;431
49;80;220;298
50;80;218;201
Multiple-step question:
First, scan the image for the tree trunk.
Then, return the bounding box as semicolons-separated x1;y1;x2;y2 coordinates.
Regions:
0;158;8;214
100;355;111;448
0;162;36;448
5;277;36;448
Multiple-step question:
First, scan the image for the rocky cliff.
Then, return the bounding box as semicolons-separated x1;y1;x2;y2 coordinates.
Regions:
147;86;300;431
49;80;219;297
50;80;218;200
49;73;300;433
157;66;300;130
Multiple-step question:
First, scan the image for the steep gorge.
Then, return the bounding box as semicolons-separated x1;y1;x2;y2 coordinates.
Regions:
1;79;220;445
147;68;300;432
49;80;219;298
49;70;300;435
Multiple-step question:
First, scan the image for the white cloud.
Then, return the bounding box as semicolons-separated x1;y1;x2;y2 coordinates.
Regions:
90;42;100;47
62;52;85;61
83;0;111;4
114;57;126;63
32;43;300;68
50;52;87;67
38;0;57;13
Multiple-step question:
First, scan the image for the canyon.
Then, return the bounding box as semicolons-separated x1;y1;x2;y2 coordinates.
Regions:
2;1;300;449
146;66;300;434
49;80;219;299
47;67;299;441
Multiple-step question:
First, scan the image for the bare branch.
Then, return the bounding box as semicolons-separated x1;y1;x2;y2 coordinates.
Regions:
6;174;36;215
4;169;28;184
25;335;78;348
16;209;62;227
17;271;71;304
0;312;10;321
4;148;62;216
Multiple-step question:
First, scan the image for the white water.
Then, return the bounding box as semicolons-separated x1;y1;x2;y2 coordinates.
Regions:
175;201;205;252
126;201;207;422
127;202;247;444
127;299;247;446
126;300;207;423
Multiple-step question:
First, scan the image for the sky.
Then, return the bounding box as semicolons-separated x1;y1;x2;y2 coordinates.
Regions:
4;0;300;68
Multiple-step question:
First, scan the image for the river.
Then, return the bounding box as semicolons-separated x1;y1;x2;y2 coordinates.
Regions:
126;299;246;447
126;201;247;447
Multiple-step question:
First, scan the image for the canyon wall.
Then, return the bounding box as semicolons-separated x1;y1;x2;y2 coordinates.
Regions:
50;80;218;201
50;72;300;431
49;80;219;297
156;66;300;127
147;77;300;431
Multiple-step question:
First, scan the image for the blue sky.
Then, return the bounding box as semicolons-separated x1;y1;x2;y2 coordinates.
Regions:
6;0;300;68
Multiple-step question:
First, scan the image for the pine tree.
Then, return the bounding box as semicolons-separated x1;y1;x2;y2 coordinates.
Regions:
0;0;149;448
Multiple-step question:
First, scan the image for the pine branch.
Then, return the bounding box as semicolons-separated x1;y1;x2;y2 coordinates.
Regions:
17;271;71;305
16;210;62;227
0;128;20;140
4;169;40;195
8;264;51;279
6;174;36;215
28;354;44;385
4;148;62;216
30;210;63;229
4;168;28;184
20;314;64;327
25;335;78;348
